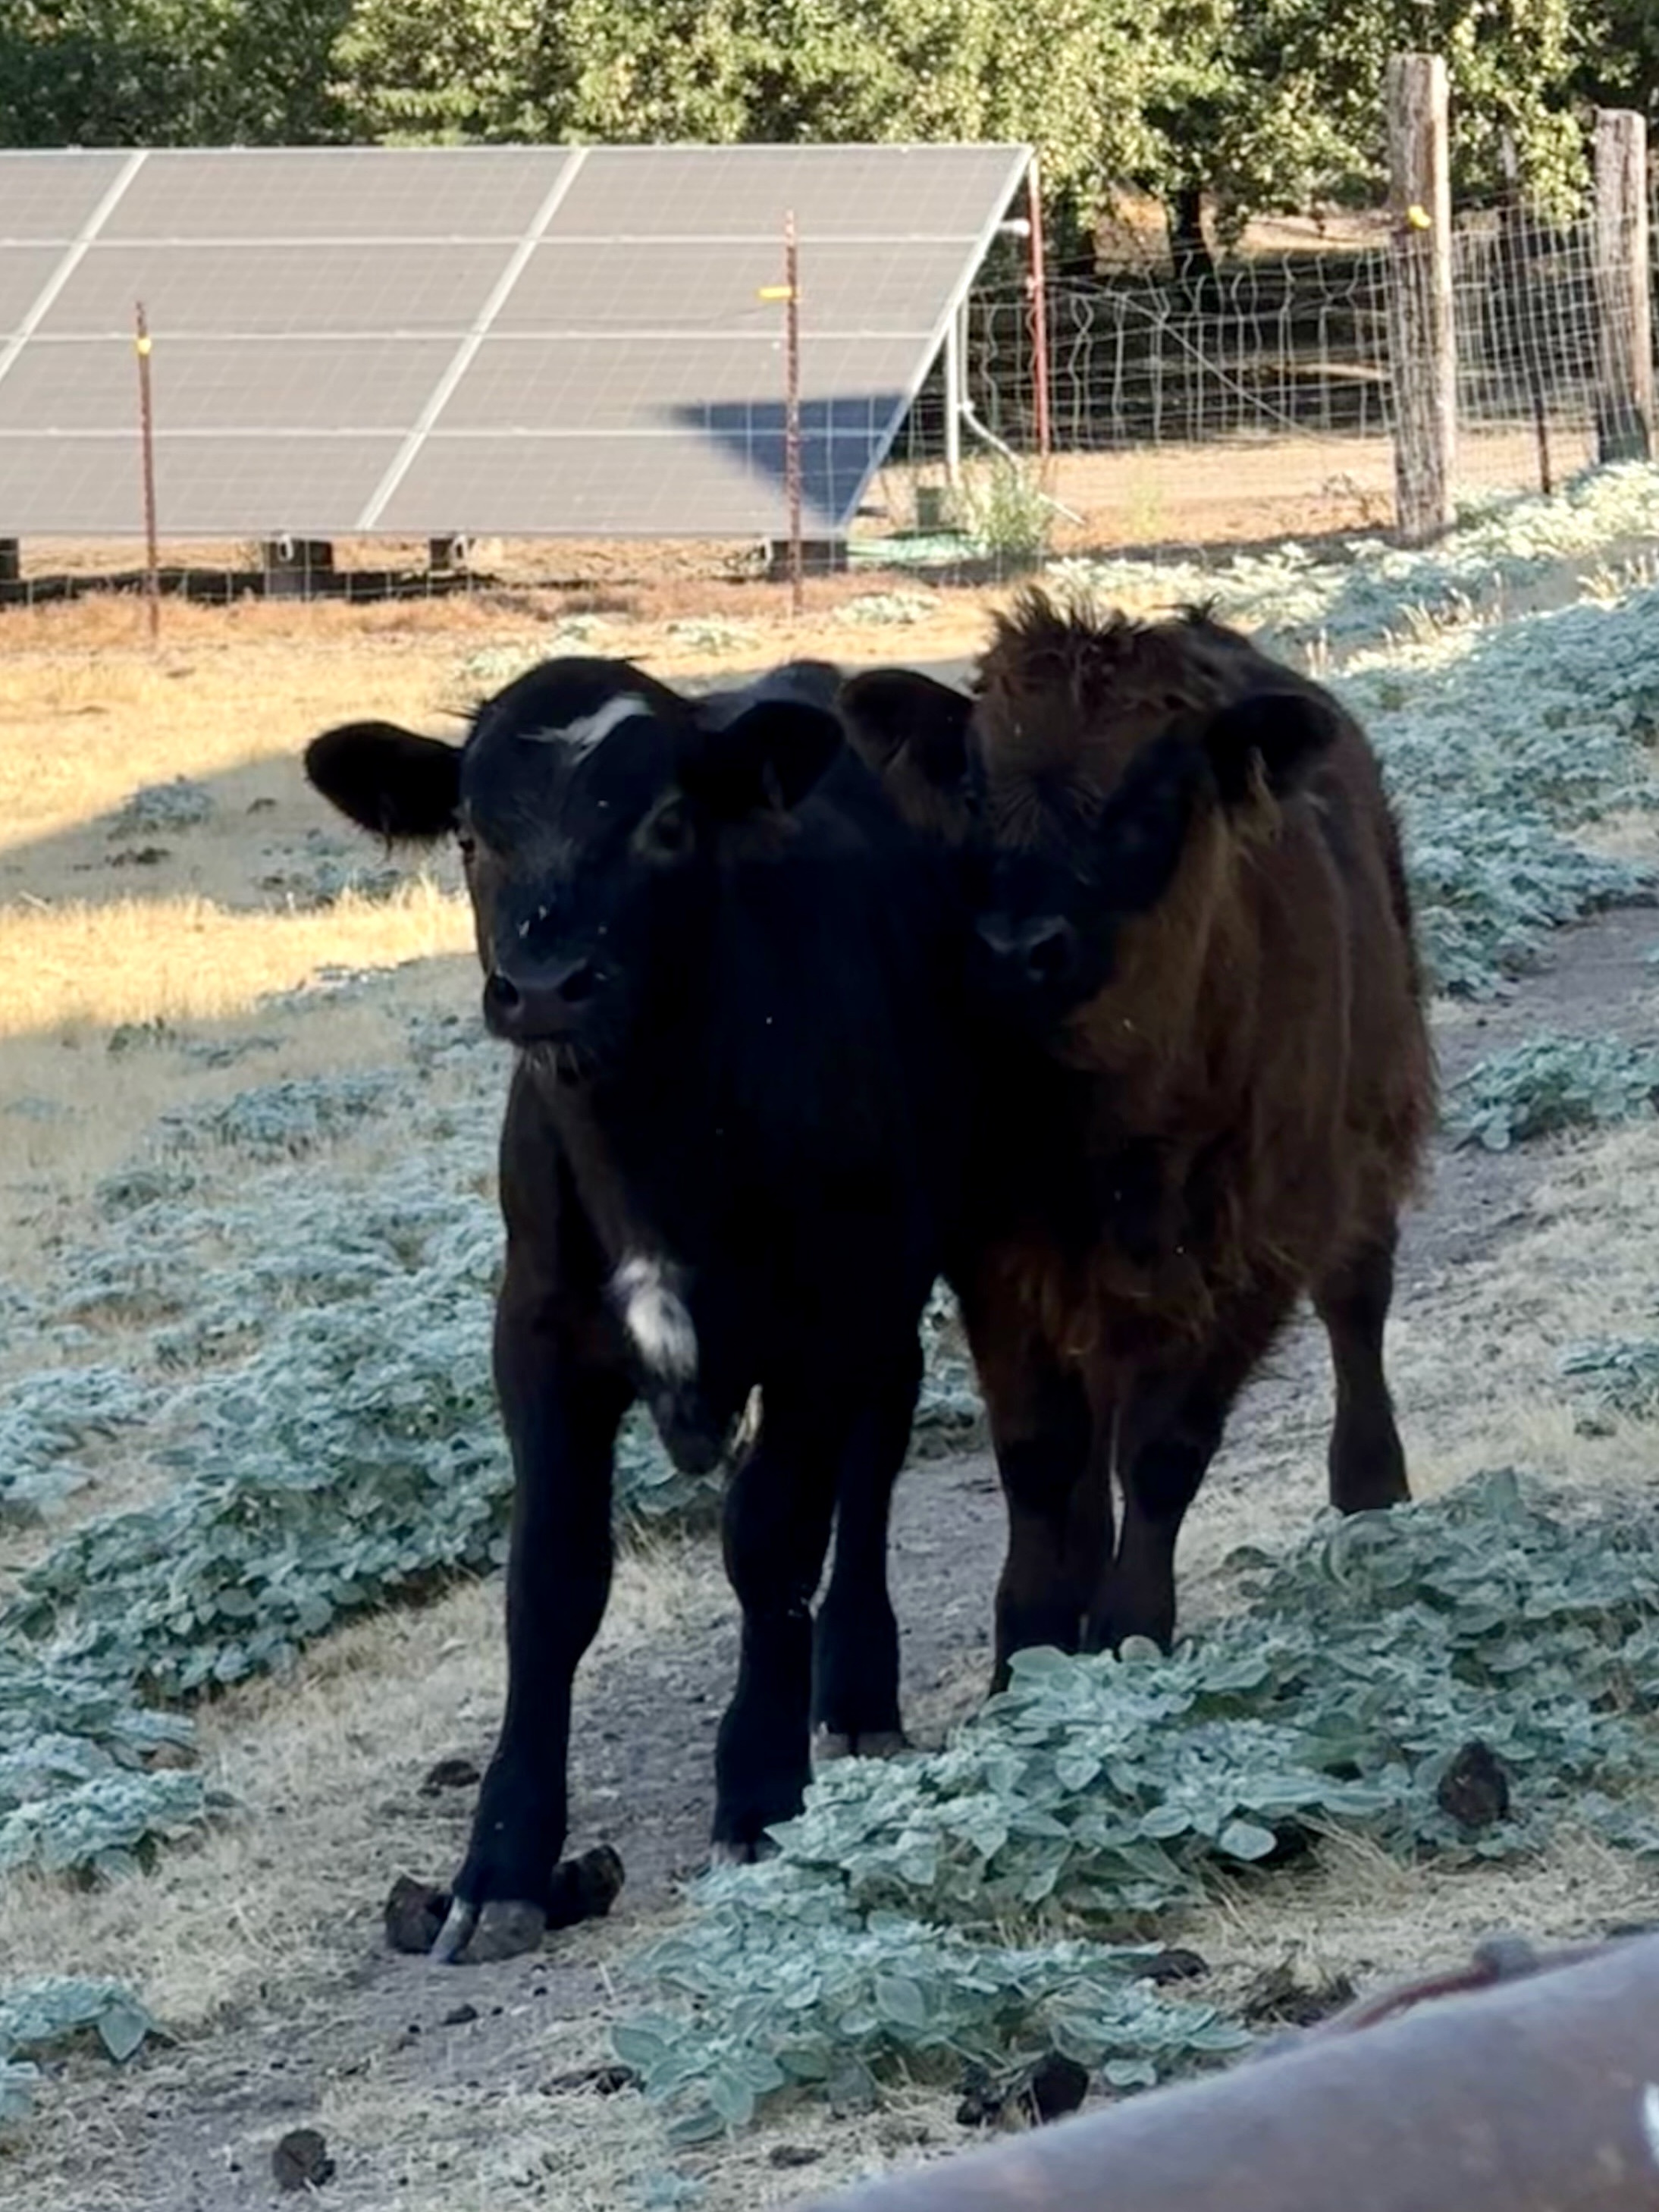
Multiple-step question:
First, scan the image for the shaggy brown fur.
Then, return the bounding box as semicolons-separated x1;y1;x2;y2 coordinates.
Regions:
840;590;1436;1671
973;594;1433;1353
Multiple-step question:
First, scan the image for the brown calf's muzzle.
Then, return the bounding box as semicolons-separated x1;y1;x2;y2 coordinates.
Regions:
975;909;1082;996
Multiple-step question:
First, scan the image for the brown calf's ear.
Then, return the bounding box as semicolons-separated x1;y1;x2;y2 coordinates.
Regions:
1201;690;1341;808
303;722;462;842
837;668;972;792
683;699;844;820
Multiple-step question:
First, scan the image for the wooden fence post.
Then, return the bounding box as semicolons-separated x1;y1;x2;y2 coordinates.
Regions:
1593;108;1654;464
1385;53;1457;544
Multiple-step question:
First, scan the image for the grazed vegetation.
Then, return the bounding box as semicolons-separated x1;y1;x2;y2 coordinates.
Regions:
618;1472;1659;2140
0;1979;158;2125
1448;1035;1659;1150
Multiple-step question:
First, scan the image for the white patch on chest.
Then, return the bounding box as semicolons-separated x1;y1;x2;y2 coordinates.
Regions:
612;1254;698;1382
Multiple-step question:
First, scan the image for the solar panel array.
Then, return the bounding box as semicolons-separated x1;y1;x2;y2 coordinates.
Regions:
0;143;1030;541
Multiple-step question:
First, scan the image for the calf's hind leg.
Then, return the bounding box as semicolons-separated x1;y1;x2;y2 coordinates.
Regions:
812;1340;922;1761
1315;1225;1410;1514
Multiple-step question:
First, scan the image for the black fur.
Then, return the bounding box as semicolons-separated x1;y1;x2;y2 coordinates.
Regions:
303;654;974;1950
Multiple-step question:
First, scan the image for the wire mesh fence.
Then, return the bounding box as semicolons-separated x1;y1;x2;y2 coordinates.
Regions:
883;194;1652;538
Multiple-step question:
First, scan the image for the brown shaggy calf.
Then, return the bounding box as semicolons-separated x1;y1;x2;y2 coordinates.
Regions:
840;591;1435;1674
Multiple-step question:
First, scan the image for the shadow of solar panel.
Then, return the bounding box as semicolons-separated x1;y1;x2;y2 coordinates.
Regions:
669;392;908;527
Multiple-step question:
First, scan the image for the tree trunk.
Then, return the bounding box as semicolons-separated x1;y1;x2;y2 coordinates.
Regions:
1168;184;1218;290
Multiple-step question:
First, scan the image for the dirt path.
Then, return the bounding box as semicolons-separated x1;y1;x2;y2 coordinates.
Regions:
8;893;1659;2212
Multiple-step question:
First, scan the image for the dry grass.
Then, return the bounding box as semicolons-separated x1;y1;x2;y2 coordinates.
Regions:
0;936;476;1291
1388;1119;1659;1489
0;1540;714;2026
0;883;471;1037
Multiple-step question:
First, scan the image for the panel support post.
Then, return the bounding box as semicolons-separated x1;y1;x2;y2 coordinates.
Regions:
0;540;19;590
134;301;161;644
943;303;964;488
1593;108;1654;464
1025;155;1051;461
262;538;336;599
1385;52;1457;545
764;538;847;579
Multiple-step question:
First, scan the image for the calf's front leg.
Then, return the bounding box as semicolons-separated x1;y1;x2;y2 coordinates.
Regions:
712;1385;851;1861
433;1257;630;1963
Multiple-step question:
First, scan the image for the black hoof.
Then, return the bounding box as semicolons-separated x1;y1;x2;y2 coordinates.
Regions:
430;1896;547;1964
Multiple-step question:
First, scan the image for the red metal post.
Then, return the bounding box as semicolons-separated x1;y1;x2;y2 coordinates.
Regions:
1025;159;1052;460
134;302;160;644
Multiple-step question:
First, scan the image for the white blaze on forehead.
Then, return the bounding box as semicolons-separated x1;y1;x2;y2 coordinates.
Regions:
522;692;653;755
613;1255;698;1382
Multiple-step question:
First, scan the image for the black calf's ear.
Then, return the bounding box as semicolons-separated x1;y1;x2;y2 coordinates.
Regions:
1201;689;1341;807
838;668;972;793
698;658;844;729
303;722;462;842
684;700;844;820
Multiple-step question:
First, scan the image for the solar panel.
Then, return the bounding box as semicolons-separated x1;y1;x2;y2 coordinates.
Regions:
0;143;1030;543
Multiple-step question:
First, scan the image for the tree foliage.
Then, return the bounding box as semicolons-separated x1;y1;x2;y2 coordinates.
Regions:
0;0;350;146
1177;0;1586;231
1573;0;1659;130
333;0;1190;217
2;0;1607;233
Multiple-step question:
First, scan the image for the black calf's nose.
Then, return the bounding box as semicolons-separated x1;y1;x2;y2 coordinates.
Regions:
484;959;601;1039
977;913;1078;989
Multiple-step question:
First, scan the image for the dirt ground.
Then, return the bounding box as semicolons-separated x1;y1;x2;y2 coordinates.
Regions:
3;582;1659;2210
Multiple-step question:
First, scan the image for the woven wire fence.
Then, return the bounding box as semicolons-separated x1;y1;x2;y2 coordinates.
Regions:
876;199;1656;551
